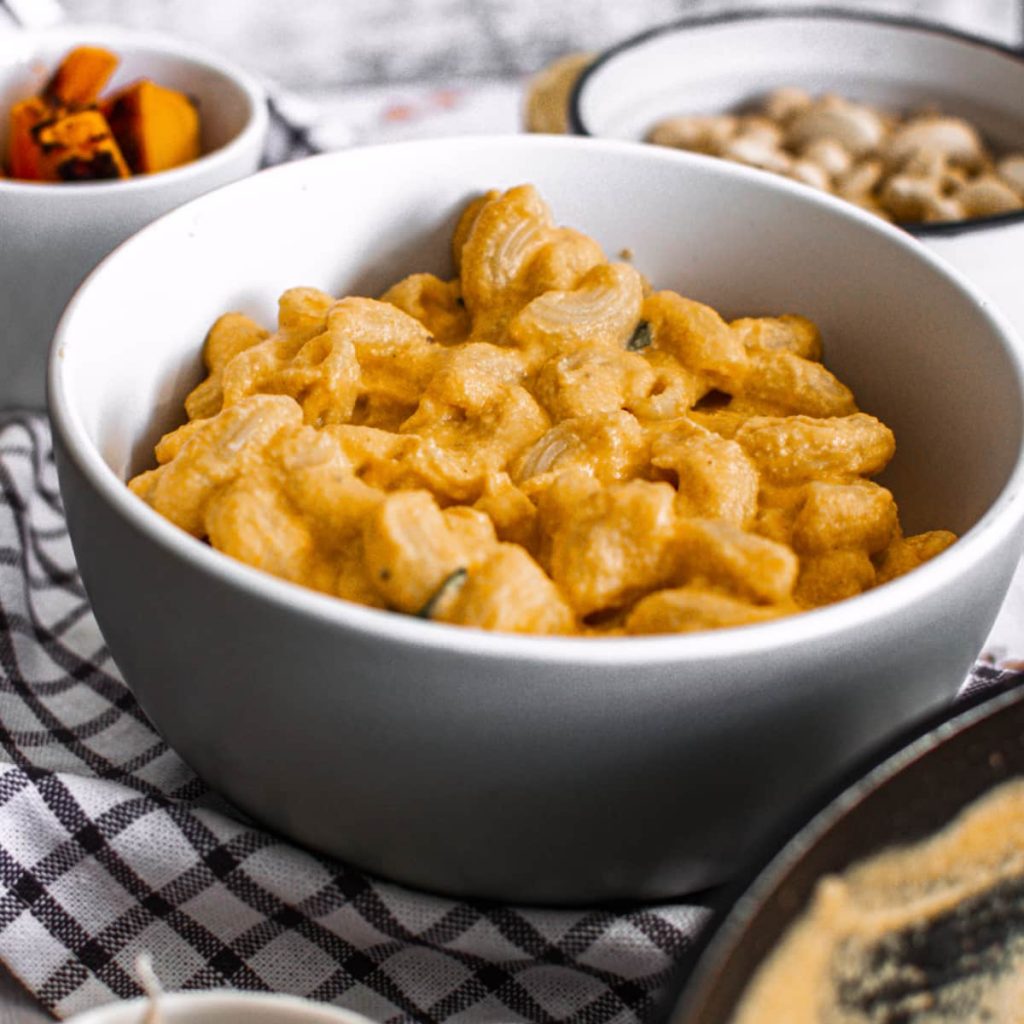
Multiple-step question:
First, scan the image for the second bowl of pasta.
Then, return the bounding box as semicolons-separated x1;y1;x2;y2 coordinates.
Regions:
49;135;1024;903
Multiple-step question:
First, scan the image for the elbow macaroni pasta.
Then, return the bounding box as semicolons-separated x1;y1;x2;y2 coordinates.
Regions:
128;185;955;636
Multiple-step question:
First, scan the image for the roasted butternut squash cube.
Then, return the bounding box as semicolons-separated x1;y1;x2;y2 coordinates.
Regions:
42;45;118;107
33;109;130;181
104;79;200;174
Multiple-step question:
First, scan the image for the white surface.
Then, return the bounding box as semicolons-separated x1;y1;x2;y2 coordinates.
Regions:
52;0;1024;88
279;79;524;154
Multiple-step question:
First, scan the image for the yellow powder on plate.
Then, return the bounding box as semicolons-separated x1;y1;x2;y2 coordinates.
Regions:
732;777;1024;1024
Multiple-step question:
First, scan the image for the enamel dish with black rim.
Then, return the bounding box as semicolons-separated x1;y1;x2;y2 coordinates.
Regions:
571;9;1024;339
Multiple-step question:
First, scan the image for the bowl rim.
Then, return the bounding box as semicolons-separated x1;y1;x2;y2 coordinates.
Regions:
66;990;375;1024
0;22;268;196
48;134;1024;667
568;5;1024;239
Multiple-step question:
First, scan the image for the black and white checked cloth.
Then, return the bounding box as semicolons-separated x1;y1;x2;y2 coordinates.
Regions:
1;412;1022;1023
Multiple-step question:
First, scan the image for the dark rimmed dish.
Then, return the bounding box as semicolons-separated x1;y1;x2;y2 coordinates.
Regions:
660;674;1024;1023
570;8;1024;331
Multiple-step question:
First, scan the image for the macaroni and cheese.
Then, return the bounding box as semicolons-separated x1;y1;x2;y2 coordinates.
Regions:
128;185;955;635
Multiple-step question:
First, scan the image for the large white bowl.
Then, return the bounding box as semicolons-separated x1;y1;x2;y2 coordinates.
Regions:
571;10;1024;339
49;135;1024;904
0;24;268;409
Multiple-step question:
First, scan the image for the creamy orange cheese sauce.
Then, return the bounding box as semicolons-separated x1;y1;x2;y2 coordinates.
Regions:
128;185;954;635
732;777;1024;1024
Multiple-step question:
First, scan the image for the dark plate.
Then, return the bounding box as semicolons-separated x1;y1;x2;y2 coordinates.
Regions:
660;672;1024;1024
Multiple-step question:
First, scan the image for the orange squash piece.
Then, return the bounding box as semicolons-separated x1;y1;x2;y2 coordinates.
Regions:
104;79;200;174
33;109;130;181
41;45;118;107
4;45;203;182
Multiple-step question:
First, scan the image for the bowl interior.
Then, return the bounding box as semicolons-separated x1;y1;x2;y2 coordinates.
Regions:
576;14;1024;152
0;26;255;170
53;137;1023;555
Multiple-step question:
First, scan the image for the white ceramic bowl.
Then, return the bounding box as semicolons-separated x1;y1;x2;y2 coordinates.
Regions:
571;10;1024;339
0;24;268;410
67;992;375;1024
49;135;1024;904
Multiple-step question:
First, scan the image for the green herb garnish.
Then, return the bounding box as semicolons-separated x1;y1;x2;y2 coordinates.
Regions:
627;320;652;351
416;567;468;619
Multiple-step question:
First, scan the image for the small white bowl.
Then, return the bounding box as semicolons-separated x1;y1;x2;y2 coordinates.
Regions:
49;135;1024;904
66;992;376;1024
0;24;268;410
571;10;1024;339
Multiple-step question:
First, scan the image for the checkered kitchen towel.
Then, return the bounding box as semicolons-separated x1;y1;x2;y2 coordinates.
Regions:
1;414;1022;1024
